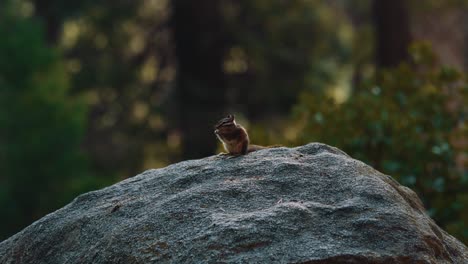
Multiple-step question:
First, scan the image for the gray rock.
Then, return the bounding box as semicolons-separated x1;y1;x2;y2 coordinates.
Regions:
0;143;466;263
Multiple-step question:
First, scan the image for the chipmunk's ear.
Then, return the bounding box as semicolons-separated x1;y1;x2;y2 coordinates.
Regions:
227;114;235;121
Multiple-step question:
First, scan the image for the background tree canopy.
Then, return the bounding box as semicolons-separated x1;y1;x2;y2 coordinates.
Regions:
0;0;467;243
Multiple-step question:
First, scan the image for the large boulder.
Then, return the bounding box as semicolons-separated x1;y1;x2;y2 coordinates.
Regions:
0;143;466;263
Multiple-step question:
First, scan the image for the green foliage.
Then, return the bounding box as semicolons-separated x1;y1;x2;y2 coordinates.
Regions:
224;0;353;112
293;43;468;243
0;4;101;240
63;0;174;175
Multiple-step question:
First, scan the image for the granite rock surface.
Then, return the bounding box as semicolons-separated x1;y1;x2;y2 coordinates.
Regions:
1;143;466;263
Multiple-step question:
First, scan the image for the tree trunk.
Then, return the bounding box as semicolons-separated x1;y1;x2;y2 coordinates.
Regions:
172;0;227;159
373;0;411;68
33;0;60;45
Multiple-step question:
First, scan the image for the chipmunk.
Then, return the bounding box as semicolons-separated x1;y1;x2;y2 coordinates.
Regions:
214;114;275;156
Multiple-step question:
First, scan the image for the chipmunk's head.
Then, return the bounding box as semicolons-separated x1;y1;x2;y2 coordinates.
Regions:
214;114;237;135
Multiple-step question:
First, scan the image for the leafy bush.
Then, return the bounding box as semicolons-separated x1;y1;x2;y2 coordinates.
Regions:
293;43;467;243
0;3;101;240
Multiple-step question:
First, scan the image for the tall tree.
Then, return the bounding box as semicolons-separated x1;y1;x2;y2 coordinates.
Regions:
172;0;227;159
373;0;411;68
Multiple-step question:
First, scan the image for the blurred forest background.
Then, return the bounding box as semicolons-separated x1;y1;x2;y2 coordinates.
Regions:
0;0;467;243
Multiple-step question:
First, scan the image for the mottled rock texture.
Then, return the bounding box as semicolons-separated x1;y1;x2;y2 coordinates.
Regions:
1;143;467;263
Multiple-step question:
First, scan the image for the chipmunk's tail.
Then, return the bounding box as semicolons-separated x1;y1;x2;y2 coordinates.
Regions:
247;144;282;153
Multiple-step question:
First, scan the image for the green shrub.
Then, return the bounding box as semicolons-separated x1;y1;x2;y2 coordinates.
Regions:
293;43;467;243
0;3;100;240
